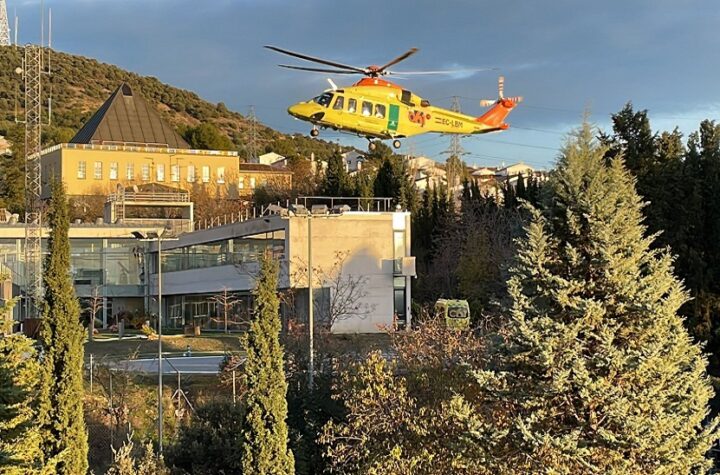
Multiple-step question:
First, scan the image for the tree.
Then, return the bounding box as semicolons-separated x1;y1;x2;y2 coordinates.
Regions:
166;402;245;475
182;122;234;150
106;435;168;475
37;181;89;475
320;319;501;475
0;335;44;474
498;123;719;473
445;154;464;188
241;255;294;474
207;287;243;333
321;149;350;197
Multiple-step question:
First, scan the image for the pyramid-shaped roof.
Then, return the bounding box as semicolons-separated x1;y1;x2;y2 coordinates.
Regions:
70;83;191;148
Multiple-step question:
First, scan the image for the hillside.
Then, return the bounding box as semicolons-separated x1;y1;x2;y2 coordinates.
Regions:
0;46;339;161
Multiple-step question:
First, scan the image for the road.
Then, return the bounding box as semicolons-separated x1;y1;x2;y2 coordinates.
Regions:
115;355;228;374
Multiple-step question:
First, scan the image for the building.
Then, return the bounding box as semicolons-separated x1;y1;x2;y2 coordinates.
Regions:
342;150;365;174
237;163;293;197
1;198;412;333
257;152;286;167
40;84;240;198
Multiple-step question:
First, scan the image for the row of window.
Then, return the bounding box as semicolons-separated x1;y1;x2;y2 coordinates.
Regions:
315;92;388;119
76;161;226;184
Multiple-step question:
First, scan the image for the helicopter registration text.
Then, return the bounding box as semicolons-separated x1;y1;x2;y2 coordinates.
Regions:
435;117;463;128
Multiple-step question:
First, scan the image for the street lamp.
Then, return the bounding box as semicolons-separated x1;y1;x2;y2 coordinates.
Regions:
132;228;178;455
285;203;345;390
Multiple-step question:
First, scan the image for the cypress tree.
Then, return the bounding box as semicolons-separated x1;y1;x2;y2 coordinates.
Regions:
37;181;88;474
322;149;350;196
0;334;44;474
241;255;294;474
500;123;719;473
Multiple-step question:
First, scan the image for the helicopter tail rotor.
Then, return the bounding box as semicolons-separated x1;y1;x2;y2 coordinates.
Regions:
480;76;523;107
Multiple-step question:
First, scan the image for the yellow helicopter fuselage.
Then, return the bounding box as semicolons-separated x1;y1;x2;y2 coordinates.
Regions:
288;78;519;143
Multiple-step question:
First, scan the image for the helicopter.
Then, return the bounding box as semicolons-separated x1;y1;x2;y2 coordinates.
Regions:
266;45;523;151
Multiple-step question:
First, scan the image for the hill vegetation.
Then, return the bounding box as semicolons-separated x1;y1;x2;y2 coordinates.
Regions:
0;46;339;161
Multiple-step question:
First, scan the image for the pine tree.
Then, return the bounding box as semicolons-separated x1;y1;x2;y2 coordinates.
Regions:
0;335;44;474
500;123;719;473
322;149;350;196
37;181;88;475
241;255;294;474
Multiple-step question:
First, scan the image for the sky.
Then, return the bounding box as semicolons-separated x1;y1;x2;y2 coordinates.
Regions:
11;0;720;170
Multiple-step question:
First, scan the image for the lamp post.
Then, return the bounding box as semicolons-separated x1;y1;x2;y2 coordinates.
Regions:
279;203;346;390
132;229;177;455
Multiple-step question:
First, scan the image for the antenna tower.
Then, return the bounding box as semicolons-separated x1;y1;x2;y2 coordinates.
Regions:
0;0;10;46
18;7;52;320
20;44;43;319
247;105;258;163
442;96;469;187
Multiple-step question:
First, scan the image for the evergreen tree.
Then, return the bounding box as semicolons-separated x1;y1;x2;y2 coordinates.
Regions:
37;181;88;475
181;122;235;150
499;123;719;473
241;255;294;474
322;149;350;196
0;335;44;474
445;154;464;188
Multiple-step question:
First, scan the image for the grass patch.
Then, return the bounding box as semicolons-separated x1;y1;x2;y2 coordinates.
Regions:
85;334;243;360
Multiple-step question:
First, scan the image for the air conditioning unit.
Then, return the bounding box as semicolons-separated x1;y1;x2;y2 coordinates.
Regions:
395;257;416;277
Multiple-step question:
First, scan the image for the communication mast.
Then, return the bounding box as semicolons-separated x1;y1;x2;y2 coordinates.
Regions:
0;0;10;46
442;96;469;188
17;8;52;320
247;105;259;163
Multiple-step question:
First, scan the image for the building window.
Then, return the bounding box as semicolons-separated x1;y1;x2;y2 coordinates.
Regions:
94;161;103;180
250;177;256;189
187;165;196;182
126;163;134;180
77;161;86;179
109;162;118;180
157;164;165;182
217;167;225;184
171;164;180;182
238;178;244;190
142;164;150;181
202;166;210;183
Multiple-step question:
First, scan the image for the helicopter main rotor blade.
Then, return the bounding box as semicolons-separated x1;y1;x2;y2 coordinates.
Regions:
376;48;419;74
265;45;366;74
279;65;360;74
389;67;499;76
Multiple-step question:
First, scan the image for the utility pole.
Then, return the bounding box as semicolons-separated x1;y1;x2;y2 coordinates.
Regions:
247;105;258;163
442;96;469;188
0;0;10;46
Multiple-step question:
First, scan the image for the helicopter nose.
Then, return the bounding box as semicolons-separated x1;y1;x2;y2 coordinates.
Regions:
288;103;306;118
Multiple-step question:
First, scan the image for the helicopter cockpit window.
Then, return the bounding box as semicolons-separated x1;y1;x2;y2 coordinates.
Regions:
333;96;344;110
313;92;334;108
348;98;357;113
361;101;373;117
375;104;386;119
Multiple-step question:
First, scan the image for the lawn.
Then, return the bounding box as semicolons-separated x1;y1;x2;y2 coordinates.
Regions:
85;332;244;360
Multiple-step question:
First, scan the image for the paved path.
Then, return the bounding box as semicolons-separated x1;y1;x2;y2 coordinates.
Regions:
115;355;229;374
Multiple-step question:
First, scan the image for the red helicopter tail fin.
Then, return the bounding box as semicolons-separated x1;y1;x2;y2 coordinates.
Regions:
476;97;522;130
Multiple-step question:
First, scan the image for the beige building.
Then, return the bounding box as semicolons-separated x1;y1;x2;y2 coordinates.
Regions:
40;83;240;198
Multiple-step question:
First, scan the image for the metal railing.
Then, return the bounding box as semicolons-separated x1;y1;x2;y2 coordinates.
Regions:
108;191;191;203
193;196;397;232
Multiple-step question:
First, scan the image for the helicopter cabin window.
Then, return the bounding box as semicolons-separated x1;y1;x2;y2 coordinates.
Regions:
333;96;344;110
375;104;386;119
401;90;414;106
313;92;334;108
348;98;357;113
361;101;373;117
